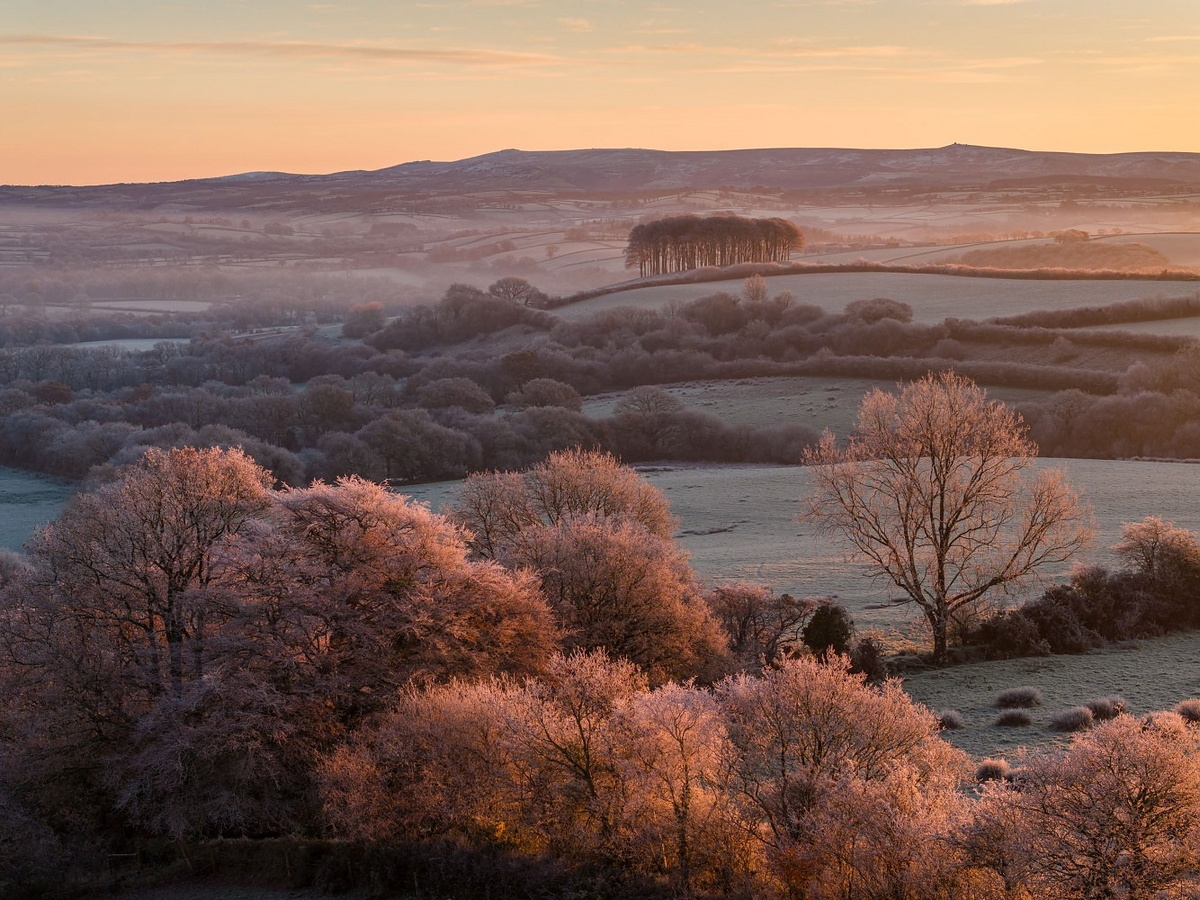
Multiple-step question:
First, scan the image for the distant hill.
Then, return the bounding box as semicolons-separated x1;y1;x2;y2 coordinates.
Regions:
5;144;1200;210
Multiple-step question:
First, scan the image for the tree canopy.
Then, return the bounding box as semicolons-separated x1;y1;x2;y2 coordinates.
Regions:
625;215;803;277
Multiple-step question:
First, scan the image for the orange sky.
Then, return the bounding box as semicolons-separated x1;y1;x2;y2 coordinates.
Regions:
3;0;1199;186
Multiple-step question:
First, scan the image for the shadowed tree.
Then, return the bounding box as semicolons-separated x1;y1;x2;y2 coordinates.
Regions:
803;372;1092;663
706;583;819;670
625;215;803;277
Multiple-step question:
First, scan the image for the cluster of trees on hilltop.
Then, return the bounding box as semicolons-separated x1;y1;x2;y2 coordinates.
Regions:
624;215;803;276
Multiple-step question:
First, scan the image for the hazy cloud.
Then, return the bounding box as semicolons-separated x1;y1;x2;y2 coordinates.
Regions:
557;18;596;32
0;34;561;67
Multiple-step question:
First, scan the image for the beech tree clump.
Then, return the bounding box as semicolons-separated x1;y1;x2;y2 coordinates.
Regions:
625;215;803;277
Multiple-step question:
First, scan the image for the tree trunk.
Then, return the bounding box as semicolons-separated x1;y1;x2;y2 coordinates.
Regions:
929;605;950;664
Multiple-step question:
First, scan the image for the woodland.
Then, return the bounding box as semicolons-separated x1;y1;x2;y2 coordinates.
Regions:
5;441;1200;900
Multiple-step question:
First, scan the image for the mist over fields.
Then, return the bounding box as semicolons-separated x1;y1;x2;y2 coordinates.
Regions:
4;145;1200;898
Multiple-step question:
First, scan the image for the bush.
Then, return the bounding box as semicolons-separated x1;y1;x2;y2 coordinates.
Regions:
937;709;965;731
844;297;914;324
505;378;583;412
1085;696;1127;721
1049;706;1095;732
1021;594;1104;654
802;602;855;659
996;687;1043;709
975;758;1011;782
849;636;887;685
995;710;1032;727
1175;699;1200;723
977;608;1049;659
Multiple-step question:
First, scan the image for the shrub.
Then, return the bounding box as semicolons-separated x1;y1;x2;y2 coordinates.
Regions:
1085;696;1127;721
937;709;965;731
504;378;582;412
849;636;887;685
1021;594;1104;654
975;758;1011;782
976;608;1049;659
1050;706;1095;732
802;602;855;659
1175;699;1200;724
995;710;1032;727
996;687;1043;709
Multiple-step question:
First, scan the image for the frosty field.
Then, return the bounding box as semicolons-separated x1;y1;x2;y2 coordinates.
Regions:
0;467;75;550
582;376;1055;433
404;457;1200;632
903;630;1200;759
557;272;1198;324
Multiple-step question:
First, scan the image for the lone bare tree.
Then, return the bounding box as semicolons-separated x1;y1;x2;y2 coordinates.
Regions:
802;372;1092;662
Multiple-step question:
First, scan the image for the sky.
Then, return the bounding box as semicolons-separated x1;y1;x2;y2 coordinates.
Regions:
3;0;1199;186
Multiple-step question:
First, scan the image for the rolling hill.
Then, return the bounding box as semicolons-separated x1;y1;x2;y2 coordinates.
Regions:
6;144;1200;210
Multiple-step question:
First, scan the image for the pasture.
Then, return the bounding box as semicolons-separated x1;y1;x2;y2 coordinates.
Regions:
404;458;1200;632
903;630;1200;759
556;271;1198;324
72;337;190;351
582;376;1056;433
0;467;74;550
806;232;1200;269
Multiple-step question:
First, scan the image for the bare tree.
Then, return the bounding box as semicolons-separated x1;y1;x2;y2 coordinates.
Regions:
706;583;819;669
803;372;1092;663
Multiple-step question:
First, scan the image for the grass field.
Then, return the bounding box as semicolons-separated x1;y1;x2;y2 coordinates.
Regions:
404;458;1200;631
903;630;1200;760
0;467;74;550
557;272;1198;324
72;337;190;351
806;233;1200;269
582;376;1057;433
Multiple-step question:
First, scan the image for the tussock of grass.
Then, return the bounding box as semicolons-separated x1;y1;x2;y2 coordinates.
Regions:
995;686;1043;709
1049;706;1095;732
975;758;1011;782
1084;695;1126;721
936;709;965;730
1175;699;1200;723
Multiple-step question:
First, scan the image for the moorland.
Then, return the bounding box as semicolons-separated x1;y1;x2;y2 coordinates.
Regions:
3;145;1200;897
